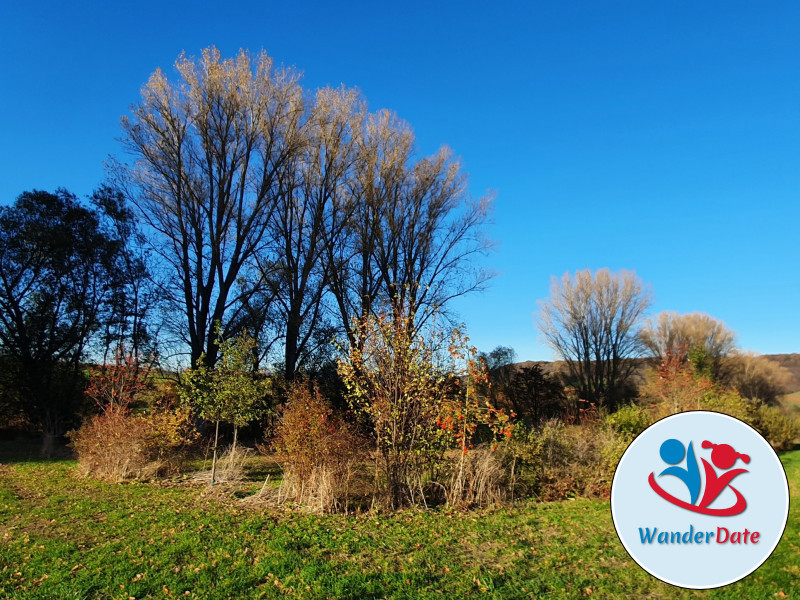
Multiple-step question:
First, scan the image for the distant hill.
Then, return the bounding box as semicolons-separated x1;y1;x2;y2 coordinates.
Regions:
764;354;800;393
510;354;800;393
512;357;654;376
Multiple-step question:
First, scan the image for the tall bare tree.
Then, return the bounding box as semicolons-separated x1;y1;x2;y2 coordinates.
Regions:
120;48;304;367
328;110;494;348
324;110;411;348
269;87;363;379
537;269;652;409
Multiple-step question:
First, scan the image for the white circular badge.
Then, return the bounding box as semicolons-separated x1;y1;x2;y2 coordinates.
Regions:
611;411;790;589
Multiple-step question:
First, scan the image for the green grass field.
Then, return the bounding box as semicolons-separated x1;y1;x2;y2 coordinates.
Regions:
1;445;797;599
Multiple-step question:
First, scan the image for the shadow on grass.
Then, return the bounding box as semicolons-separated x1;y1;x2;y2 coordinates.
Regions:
0;437;75;464
243;456;283;481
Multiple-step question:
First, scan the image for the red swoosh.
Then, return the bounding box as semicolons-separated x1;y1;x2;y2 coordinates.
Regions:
648;472;747;516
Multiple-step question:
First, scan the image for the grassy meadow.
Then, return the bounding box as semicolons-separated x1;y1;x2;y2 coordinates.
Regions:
0;443;797;600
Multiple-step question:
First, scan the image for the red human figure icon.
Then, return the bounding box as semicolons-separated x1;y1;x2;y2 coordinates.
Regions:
698;441;750;510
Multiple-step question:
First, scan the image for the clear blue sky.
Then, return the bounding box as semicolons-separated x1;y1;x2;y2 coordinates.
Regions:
2;1;798;360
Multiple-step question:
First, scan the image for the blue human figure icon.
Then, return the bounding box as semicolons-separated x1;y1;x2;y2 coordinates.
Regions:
658;438;701;505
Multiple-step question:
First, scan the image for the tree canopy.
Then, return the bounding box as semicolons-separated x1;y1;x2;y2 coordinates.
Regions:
119;47;493;375
0;189;133;439
537;268;652;409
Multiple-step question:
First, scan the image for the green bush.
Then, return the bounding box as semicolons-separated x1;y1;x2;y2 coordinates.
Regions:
699;390;755;422
598;428;632;482
604;404;652;437
501;388;798;505
752;405;798;452
503;420;616;501
648;384;797;453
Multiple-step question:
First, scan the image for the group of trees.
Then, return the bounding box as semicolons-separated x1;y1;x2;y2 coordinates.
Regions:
118;47;491;378
0;46;795;513
0;188;155;444
0;47;492;443
534;268;793;411
0;48;794;473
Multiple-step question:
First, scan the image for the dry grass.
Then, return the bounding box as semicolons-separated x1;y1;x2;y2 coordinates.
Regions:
447;445;508;507
192;444;253;484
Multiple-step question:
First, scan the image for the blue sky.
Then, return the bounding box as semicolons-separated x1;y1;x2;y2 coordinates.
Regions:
2;1;798;360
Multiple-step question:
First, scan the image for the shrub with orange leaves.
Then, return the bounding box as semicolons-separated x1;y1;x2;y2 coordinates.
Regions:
337;306;515;509
272;381;365;512
641;350;715;418
68;400;196;482
640;351;798;451
441;335;515;452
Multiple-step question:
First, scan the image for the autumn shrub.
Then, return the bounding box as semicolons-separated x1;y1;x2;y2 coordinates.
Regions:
337;311;451;509
639;351;798;452
71;344;197;481
643;351;715;418
84;345;152;412
496;354;798;504
272;383;365;513
501;419;614;501
441;347;514;507
338;309;512;509
69;405;196;481
588;406;640;495
645;385;797;454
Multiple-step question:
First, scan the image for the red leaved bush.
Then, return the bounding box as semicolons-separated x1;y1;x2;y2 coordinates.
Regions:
84;345;153;413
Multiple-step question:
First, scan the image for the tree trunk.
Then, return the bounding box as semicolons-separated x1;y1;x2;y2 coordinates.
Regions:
228;425;239;472
210;420;220;485
284;311;300;381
